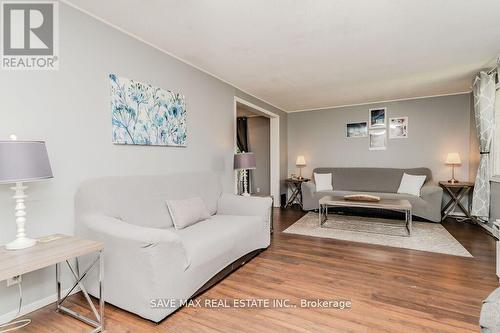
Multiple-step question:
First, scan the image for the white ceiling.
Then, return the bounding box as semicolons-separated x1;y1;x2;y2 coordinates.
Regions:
64;0;500;112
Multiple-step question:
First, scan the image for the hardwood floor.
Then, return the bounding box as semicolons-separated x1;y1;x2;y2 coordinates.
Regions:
18;208;499;332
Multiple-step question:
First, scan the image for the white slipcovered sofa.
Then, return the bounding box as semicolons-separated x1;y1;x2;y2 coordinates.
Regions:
75;171;272;322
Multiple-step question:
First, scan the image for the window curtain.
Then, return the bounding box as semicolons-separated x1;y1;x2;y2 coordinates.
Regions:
236;117;249;194
237;117;249;153
471;70;497;221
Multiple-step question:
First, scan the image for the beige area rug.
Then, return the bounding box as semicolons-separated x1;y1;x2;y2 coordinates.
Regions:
283;212;472;257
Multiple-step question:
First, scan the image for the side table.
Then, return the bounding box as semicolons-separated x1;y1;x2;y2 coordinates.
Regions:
285;178;310;209
0;234;105;332
439;181;475;222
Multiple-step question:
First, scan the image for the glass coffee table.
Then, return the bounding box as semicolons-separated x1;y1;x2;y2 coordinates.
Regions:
319;195;413;236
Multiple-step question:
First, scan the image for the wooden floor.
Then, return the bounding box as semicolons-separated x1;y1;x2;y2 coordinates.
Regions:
18;208;499;333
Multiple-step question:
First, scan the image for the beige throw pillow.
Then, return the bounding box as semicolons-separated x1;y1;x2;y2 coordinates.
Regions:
166;197;210;229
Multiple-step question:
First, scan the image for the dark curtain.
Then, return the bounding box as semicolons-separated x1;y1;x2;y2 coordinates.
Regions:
236;117;249;194
237;117;248;153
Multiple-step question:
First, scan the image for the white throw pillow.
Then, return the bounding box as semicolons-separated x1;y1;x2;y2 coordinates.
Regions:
166;197;210;229
314;173;333;192
397;173;426;197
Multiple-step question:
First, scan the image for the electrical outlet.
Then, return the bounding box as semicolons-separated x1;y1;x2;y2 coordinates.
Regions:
7;275;21;287
256;187;261;193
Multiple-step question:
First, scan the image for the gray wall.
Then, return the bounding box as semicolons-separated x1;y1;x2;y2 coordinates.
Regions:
288;94;472;183
0;4;287;317
247;117;270;196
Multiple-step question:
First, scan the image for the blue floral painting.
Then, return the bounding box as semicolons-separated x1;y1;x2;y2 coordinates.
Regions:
110;74;187;146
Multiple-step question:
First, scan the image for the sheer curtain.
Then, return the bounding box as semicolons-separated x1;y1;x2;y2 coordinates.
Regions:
471;70;497;221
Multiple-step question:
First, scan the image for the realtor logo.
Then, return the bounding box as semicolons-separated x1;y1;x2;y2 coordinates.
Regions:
1;1;59;70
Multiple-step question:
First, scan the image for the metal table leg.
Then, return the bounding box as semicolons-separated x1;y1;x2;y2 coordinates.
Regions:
405;209;412;236
56;250;104;333
319;204;328;227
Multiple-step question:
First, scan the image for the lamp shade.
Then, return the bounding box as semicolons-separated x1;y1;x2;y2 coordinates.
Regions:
445;152;461;165
0;141;53;184
296;155;306;166
234;152;256;170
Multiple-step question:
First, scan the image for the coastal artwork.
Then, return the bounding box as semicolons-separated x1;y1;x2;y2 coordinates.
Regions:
346;122;368;138
389;117;408;139
369;129;387;150
109;74;187;146
369;107;386;128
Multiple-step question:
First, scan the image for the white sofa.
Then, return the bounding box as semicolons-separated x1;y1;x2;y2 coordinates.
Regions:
75;171;272;322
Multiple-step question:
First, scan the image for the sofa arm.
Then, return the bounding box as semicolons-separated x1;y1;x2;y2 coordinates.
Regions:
217;193;272;227
301;182;318;211
80;215;190;270
301;182;316;195
76;214;191;320
420;184;443;199
419;184;443;222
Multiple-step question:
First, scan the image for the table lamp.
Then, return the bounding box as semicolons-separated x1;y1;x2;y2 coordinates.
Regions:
234;152;256;196
296;155;306;179
445;152;461;184
0;136;53;250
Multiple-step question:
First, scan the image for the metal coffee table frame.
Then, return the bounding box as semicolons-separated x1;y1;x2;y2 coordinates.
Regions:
319;197;412;237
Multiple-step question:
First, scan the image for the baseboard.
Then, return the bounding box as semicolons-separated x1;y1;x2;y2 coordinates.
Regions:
0;287;79;325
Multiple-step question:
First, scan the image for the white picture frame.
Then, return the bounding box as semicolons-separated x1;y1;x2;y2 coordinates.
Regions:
369;129;387;150
346;122;368;138
369;107;386;128
389;117;408;139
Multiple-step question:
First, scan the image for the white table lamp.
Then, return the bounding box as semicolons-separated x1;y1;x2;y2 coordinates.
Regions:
0;136;53;250
234;152;256;196
445;152;461;184
296;155;306;179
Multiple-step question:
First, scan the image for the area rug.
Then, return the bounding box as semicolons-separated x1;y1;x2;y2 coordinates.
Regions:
283;212;472;257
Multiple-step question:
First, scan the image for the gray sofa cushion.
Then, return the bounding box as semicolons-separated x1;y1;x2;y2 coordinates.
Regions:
176;214;265;269
313;167;432;193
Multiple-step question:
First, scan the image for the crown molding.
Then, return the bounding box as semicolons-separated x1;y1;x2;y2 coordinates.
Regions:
287;91;472;113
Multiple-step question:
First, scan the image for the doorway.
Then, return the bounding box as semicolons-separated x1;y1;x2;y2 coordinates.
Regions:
234;97;280;207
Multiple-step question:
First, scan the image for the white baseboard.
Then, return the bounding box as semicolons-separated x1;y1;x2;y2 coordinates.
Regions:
0;287;79;325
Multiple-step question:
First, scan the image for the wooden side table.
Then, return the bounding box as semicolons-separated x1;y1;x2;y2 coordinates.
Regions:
285;178;310;208
439;181;475;221
0;235;105;332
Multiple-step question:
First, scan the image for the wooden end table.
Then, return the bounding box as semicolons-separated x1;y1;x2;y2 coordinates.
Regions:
0;235;105;332
439;181;475;222
285;178;310;208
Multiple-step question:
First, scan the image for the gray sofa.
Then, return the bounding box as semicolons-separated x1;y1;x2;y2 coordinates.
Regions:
75;171;272;322
301;167;443;222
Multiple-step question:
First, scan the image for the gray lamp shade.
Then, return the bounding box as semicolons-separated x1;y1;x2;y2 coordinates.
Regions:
0;141;53;184
234;152;256;170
